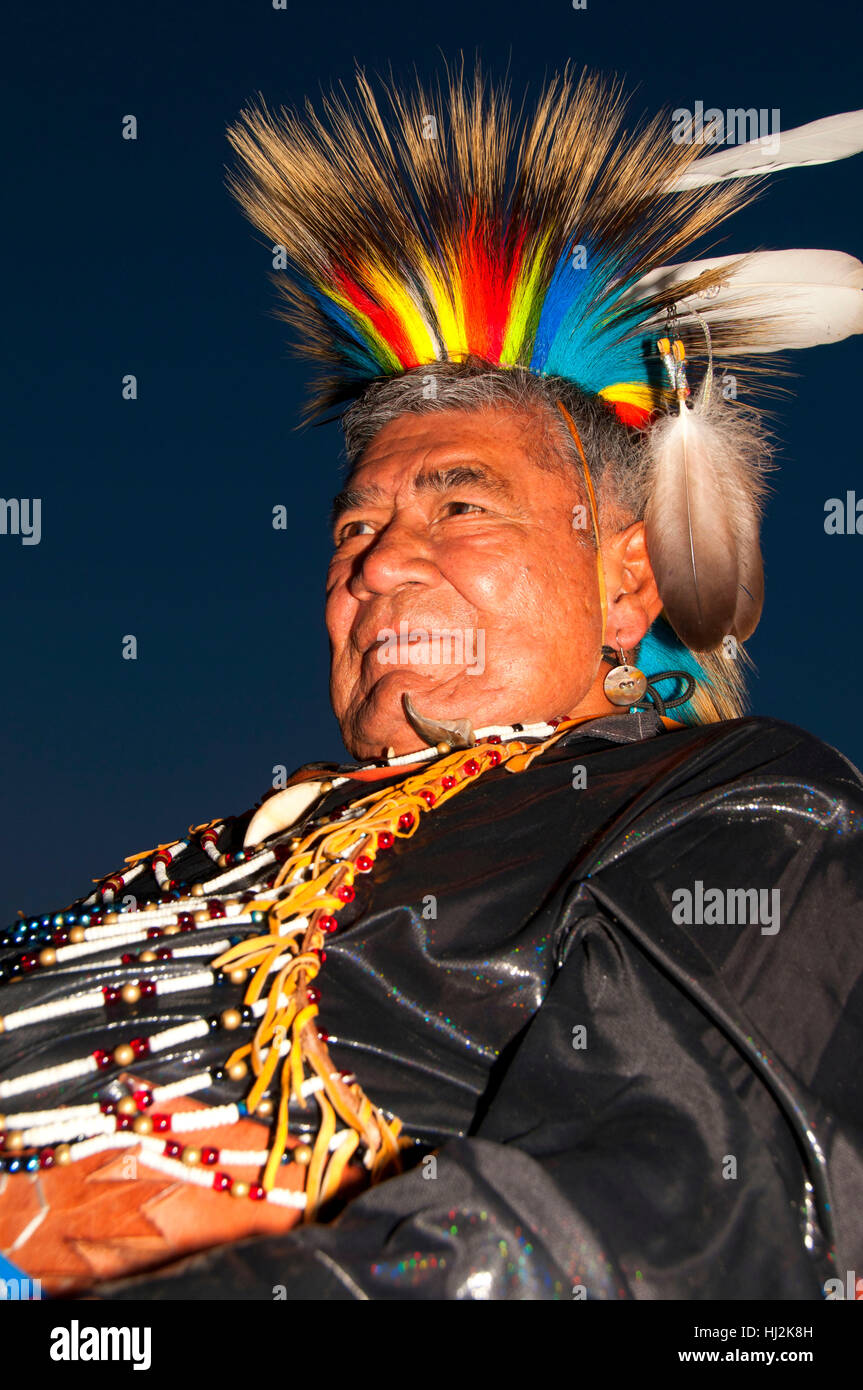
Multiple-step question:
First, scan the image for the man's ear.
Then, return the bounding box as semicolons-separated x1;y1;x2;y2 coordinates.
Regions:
604;521;664;649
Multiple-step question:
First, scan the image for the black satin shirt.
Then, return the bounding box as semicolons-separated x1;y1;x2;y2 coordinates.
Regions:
7;710;863;1299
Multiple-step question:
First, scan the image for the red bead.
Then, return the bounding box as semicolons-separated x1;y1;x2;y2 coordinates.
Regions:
318;1029;330;1043
102;985;121;1006
486;734;502;744
120;952;135;965
488;750;502;766
93;1048;112;1070
463;759;480;776
151;1113;170;1132
317;948;327;964
377;832;394;850
249;1183;266;1201
200;1146;219;1166
19;954;38;973
441;776;456;790
355;854;374;873
99;1100;116;1115
336;884;355;903
273;845;294;863
89;915;103;927
161;879;177;895
207;900;226;920
307;986;321;1004
213;1171;232;1193
398;812;415;831
419;789;436;807
141;979;157;997
129;1037;150;1059
156;948;173;960
116;1114;133;1131
133;1089;153;1110
52;930;69;946
177;913;194;930
318;915;338;934
39;1148;55;1169
200;829;219;846
164;1140;182;1159
146;928;161;939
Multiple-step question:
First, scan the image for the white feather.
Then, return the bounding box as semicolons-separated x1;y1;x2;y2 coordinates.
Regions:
668;109;863;189
644;385;770;651
620;249;863;351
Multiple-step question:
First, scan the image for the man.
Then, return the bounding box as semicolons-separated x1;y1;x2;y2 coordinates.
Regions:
1;67;862;1299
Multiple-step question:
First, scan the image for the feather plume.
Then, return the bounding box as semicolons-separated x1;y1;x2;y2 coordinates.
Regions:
226;62;755;421
620;249;863;351
668;108;863;189
644;380;772;651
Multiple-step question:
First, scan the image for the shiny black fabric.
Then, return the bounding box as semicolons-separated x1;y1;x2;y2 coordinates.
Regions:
8;710;863;1299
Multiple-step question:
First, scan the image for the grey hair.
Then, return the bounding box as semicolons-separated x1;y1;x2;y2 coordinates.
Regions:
339;359;748;724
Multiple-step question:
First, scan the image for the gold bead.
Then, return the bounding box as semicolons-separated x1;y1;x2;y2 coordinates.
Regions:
229;968;248;986
54;1143;72;1166
289;837;301;851
320;781;333;794
0;1017;5;1034
436;741;452;755
142;901;157;912
102;913;119;926
38;947;57;967
0;1115;5;1128
116;1096;138;1116
231;1180;250;1199
69;926;86;944
182;1147;201;1167
221;1008;242;1031
121;983;141;1004
292;1143;312;1166
132;1116;153;1136
227;1060;248;1082
217;854;229;868
163;924;181;936
191;883;205;897
139;950;157;963
193;910;210;925
255;1098;274;1118
113;1043;135;1066
5;1131;24;1152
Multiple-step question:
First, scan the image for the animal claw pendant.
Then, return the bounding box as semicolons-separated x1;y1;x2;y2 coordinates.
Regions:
402;693;475;750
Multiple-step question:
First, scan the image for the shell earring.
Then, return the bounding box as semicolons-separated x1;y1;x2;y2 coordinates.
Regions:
602;635;648;708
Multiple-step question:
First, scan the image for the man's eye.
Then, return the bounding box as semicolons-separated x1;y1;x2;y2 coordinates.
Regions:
336;519;376;543
444;500;486;517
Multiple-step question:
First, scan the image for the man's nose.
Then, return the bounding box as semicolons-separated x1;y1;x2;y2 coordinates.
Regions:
348;519;440;599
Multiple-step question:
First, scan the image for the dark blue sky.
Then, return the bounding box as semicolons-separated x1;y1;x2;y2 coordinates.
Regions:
2;0;861;922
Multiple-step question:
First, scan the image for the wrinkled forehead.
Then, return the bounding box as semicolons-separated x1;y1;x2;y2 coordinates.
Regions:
331;407;572;526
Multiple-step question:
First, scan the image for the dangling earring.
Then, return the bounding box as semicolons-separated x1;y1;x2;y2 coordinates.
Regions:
602;634;648;707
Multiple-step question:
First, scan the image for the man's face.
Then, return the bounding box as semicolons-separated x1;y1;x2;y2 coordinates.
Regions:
326;407;630;760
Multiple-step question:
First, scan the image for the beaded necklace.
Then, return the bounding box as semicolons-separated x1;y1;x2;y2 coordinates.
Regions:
0;714;598;1221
